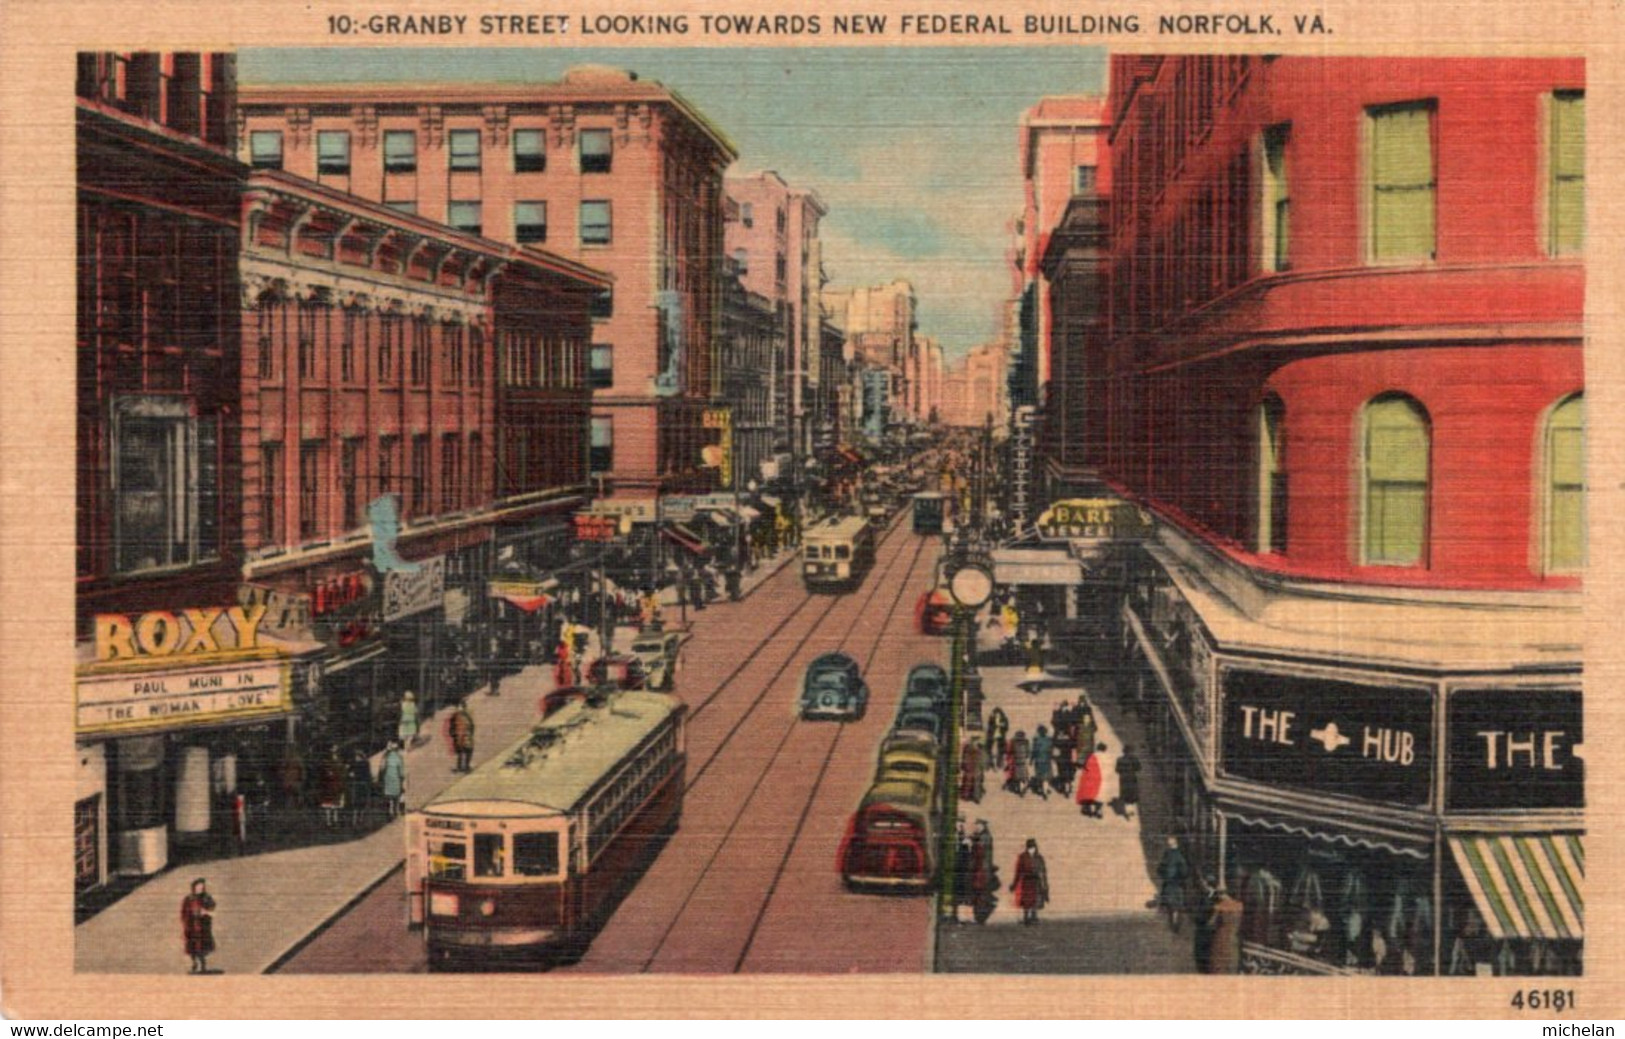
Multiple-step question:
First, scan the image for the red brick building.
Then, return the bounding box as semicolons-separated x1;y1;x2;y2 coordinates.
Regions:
1097;57;1584;975
237;66;737;502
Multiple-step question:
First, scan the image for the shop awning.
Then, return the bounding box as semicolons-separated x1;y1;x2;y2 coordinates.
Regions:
1449;834;1584;941
488;577;558;613
992;548;1085;587
661;523;709;556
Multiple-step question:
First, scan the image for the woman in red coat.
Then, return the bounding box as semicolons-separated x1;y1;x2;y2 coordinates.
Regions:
553;641;573;689
180;878;216;973
1009;839;1049;924
1076;742;1106;818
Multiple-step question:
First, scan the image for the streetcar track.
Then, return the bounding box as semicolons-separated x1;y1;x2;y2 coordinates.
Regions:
636;521;923;972
731;533;932;972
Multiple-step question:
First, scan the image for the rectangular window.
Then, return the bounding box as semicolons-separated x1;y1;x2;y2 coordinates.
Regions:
473;833;503;878
1546;398;1585;571
1363;398;1429;565
513;832;560;877
514;201;547;244
428;838;466;881
469;326;484;384
467;433;482;506
1549;91;1584;255
580;129;612;173
113;399;219;573
378;314;397;380
590;343;614;388
383;130;417;173
384;201;417;216
741;202;754;227
590;416;613;474
443;323;463;387
409;319;429;385
441;434;462;513
298;441;321;540
1368;102;1436;263
448;201;482;237
1262;124;1290;272
339;308;358;383
580;201;612;245
261;441;281;545
249;130;283;169
449;129;481;171
1074;165;1097;195
340;438;362;531
378;435;398;496
410;434;429;516
514;128;545;173
589;288;613;319
297;301;321;381
316;130;350;175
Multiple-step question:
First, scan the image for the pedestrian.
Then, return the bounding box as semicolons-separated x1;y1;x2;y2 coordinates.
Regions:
1074;701;1098;755
1053;737;1077;797
1202;887;1246;974
278;739;306;820
397;691;419;748
952;819;973;923
1153;836;1191;926
1050;699;1071;740
986;707;1009;768
958;738;984;803
1009;838;1050;925
180;877;216;974
379;740;407;818
1029;725;1053;799
970;819;998;924
449;700;476;773
1116;744;1143;819
1025;635;1045;675
554;640;573;688
346;748;373;828
1005;729;1030;796
1076;742;1106;818
317;746;345;829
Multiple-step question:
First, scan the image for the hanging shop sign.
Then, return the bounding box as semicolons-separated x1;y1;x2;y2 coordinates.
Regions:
76;651;291;736
1036;497;1154;542
586;498;658;523
382;555;446;622
573;514;624;543
1446;687;1584;811
1220;668;1435;808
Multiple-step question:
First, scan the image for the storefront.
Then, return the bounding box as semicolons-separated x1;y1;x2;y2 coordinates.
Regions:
74;605;301;894
381;555;448;720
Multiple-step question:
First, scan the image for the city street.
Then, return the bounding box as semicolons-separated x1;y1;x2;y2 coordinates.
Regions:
276;514;948;973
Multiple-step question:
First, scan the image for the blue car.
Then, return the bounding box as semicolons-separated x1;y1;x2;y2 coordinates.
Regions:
904;664;950;713
801;652;869;721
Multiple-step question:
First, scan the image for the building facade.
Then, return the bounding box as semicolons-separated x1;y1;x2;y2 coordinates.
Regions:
719;255;782;490
1100;56;1585;976
825;279;919;433
1038;192;1111;501
238;65;737;501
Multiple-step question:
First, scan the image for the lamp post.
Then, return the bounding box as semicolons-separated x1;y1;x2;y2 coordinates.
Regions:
938;550;994;920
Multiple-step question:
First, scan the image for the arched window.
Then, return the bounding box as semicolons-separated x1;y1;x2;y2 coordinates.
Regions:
1255;396;1287;554
1543;395;1585;572
1362;395;1430;566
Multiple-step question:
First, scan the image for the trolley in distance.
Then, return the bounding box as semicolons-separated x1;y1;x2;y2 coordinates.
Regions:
802;515;877;592
406;690;686;969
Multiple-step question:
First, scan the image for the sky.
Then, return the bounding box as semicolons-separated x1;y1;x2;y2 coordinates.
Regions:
240;47;1108;362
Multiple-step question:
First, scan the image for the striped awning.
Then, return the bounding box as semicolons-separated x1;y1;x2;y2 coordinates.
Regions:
1448;833;1584;941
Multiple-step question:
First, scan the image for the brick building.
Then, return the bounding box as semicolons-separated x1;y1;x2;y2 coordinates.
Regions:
1098;56;1585;975
238;65;737;501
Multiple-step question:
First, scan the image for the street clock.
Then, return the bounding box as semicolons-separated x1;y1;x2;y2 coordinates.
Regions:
945;553;994;608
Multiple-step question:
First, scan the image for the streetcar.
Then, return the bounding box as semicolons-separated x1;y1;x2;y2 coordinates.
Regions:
838;778;938;892
911;492;945;535
802;515;876;592
406;690;687;968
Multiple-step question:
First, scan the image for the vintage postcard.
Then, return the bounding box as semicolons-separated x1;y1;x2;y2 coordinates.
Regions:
1;0;1622;1021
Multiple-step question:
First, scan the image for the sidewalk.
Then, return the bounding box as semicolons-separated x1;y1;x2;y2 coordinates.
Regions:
934;654;1195;973
74;661;570;975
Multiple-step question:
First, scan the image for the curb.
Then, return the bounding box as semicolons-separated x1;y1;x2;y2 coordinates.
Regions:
262;859;406;974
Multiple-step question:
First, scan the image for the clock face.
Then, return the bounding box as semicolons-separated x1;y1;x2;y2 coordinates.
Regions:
949;565;994;608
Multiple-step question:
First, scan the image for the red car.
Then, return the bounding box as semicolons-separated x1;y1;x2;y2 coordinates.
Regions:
915;588;955;636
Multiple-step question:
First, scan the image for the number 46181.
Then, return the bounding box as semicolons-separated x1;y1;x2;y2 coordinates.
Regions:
1511;989;1576;1011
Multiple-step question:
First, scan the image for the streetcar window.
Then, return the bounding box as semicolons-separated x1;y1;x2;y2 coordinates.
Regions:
513;832;560;877
474;833;505;878
429;839;466;881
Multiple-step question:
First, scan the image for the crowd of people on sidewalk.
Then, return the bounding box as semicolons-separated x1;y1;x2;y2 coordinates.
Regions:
968;698;1142;822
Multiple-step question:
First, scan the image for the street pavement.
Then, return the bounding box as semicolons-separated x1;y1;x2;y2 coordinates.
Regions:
934;649;1196;973
74;546;800;975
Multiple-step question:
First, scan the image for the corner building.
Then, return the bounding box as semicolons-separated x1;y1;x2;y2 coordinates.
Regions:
1101;57;1584;975
238;66;737;500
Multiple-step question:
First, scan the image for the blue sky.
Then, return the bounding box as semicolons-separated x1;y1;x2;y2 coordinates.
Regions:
241;48;1108;360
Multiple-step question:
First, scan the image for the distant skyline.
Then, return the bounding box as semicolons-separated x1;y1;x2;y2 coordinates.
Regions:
240;47;1109;361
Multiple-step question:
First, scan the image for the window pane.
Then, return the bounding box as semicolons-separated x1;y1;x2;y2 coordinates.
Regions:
249;130;282;169
449;129;481;170
384;131;416;172
580;129;611;172
1547;397;1584;570
1373;189;1435;263
317;131;349;173
1370;485;1426;564
591;417;612;447
448;201;481;234
513;832;560;877
1551;93;1585;254
1370;105;1435;261
1364;397;1429;565
473;833;504;878
590;344;613;388
515;200;546;243
581;201;611;244
514;129;545;172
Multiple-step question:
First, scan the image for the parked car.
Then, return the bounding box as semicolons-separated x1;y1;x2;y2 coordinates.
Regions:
905;664;950;710
586;653;647;691
892;709;943;744
630;631;683;691
916;589;955;636
800;652;869;721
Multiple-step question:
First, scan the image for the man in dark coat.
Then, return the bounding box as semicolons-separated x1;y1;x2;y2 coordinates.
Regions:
970;820;998;924
1010;838;1050;925
1155;836;1191;926
180;878;216;973
1115;744;1143;819
449;701;476;773
346;749;373;828
951;820;973;923
986;707;1009;768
